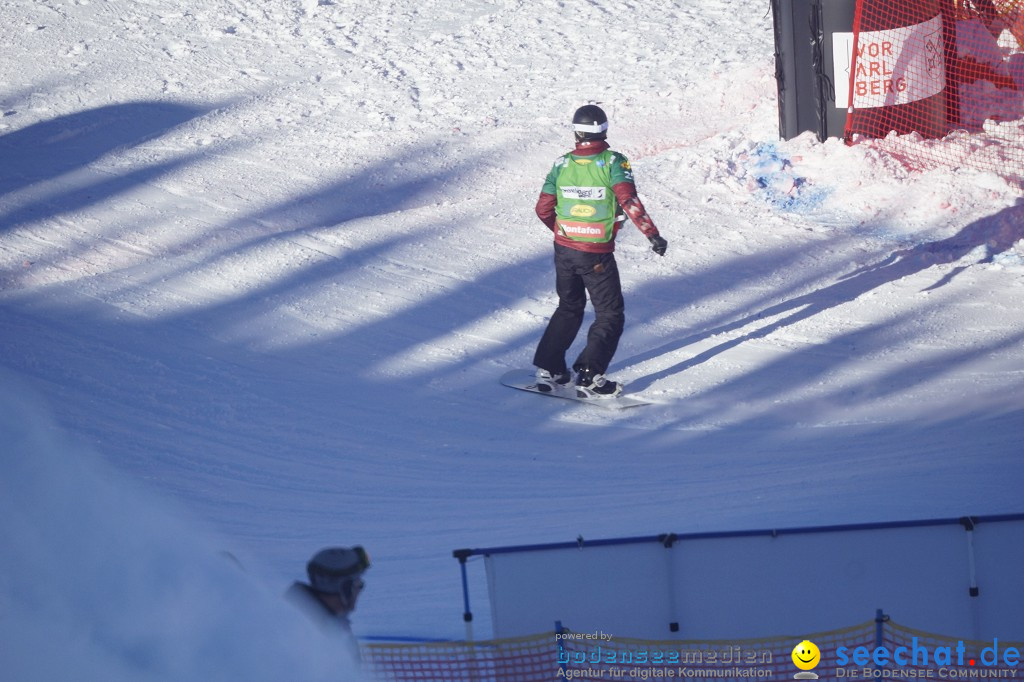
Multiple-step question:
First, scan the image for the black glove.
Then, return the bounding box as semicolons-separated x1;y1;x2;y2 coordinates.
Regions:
649;234;668;256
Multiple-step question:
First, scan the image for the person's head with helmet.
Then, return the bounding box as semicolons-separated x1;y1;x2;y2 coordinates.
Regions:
572;104;608;145
304;546;370;617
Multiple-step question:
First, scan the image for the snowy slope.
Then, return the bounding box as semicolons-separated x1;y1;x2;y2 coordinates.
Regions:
2;0;1023;673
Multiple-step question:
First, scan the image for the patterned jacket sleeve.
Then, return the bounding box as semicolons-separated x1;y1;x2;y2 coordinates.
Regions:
608;153;659;238
535;191;558;232
535;158;562;231
612;182;660;238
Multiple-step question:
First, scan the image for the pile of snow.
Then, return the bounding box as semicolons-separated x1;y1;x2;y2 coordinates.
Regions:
0;376;361;681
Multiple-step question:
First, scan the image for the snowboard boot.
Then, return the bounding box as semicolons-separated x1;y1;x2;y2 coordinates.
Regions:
535;368;573;393
575;369;622;399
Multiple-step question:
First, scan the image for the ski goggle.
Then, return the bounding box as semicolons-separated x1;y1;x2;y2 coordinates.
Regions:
572;121;608;134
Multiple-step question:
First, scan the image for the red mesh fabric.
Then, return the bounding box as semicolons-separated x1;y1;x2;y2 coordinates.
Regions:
845;0;1024;184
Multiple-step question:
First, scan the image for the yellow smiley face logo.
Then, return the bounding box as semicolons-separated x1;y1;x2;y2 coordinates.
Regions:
792;640;821;671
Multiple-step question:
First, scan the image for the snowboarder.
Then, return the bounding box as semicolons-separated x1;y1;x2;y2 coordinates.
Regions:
532;104;668;398
286;546;370;657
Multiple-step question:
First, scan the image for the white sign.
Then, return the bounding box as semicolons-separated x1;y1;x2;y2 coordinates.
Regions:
560;186;606;201
833;14;945;109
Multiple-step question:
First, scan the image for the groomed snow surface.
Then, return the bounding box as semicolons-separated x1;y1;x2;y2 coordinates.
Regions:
1;0;1023;679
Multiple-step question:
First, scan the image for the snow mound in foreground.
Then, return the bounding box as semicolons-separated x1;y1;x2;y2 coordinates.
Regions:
0;377;362;682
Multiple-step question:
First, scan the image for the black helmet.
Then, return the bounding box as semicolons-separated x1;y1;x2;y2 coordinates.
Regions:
572;104;608;142
306;546;370;596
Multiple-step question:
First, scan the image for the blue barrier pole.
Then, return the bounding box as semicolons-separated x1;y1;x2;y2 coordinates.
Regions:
452;550;474;641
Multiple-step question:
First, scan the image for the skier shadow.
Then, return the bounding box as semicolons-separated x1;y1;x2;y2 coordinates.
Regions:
0;100;214;229
621;200;1024;392
152;141;496;330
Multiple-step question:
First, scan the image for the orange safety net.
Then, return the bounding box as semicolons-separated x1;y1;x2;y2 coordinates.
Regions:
845;0;1024;184
361;632;557;681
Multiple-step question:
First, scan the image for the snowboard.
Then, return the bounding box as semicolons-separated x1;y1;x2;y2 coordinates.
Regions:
500;370;652;409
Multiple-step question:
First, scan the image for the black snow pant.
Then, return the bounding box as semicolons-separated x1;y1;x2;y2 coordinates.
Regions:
533;243;625;376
